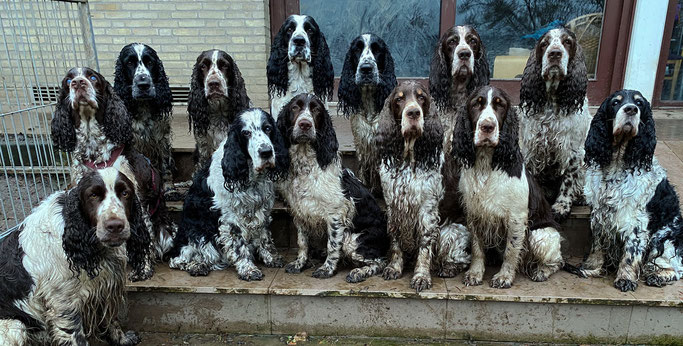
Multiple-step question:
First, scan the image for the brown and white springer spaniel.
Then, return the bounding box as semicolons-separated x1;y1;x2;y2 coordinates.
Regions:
376;81;470;292
188;49;251;169
519;27;591;221
51;67;175;279
452;86;563;288
0;168;147;345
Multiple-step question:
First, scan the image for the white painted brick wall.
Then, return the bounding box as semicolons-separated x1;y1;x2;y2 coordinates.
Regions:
88;0;271;108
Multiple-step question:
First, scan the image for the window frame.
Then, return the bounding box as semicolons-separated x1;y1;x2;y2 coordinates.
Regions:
653;0;682;107
269;0;634;105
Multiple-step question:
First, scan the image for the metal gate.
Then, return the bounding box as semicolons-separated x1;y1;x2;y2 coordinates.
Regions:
0;0;98;231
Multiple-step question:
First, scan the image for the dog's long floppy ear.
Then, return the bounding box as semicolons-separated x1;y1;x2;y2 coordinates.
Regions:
624;95;656;169
62;183;105;279
227;56;251;118
429;34;451;111
313;104;339;169
51;83;77;152
451;104;475;168
151;50;173;118
221;121;249;191
519;45;546;114
376;40;397;114
492;104;522;177
113;45;133;111
310;18;334;101
267;20;290;98
101;80;133;147
188;55;209;135
375;90;403;164
584;96;613;169
268;112;290;181
414;105;444;169
125;191;152;280
337;38;361;117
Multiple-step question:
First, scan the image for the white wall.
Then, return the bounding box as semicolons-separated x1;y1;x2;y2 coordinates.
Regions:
623;0;669;101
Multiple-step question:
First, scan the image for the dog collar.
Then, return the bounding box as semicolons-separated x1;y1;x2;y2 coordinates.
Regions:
84;145;124;169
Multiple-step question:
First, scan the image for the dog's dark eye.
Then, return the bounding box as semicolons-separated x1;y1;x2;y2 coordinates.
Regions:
263;125;272;134
90;192;98;199
417;95;426;102
395;96;403;103
121;190;130;198
287;27;293;35
469;38;477;45
90;76;96;81
127;60;135;66
563;39;572;45
636;100;643;106
200;64;207;70
242;130;252;138
448;38;456;46
540;41;548;48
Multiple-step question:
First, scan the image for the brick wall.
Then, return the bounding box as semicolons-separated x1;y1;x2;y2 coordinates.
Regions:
89;0;271;109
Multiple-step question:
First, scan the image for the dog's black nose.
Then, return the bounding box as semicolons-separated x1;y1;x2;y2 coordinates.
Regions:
359;63;373;74
548;50;562;60
258;147;273;159
480;123;495;133
623;105;638;116
207;80;221;90
105;219;125;234
292;36;306;47
406;109;421;119
298;119;312;131
135;75;151;91
458;51;471;60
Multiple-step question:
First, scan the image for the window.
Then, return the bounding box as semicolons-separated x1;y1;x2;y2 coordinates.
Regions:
456;1;605;79
270;0;632;103
656;0;683;104
301;0;441;77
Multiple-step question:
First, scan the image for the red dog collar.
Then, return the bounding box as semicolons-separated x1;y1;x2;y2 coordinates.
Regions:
84;145;124;169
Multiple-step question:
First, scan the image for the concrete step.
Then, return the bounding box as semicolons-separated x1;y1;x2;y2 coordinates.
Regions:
125;252;683;343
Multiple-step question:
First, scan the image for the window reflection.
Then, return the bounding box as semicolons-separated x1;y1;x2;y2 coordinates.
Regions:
455;0;604;79
300;0;440;77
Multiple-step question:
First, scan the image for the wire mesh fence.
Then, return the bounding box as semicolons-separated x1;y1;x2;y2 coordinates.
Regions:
0;0;98;232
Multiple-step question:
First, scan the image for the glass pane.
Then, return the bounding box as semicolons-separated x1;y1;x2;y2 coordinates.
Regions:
456;1;605;79
300;0;440;77
660;0;683;101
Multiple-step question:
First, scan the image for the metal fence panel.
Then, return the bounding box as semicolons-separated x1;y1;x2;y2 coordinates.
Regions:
0;0;97;232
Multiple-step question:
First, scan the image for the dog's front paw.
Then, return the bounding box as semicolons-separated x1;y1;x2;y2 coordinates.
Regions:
614;278;638;292
410;273;432;293
491;272;514;289
265;255;285;268
463;270;483;286
187;263;211;277
382;267;401;280
118;330;141;346
437;263;466;278
238;268;264;281
312;266;335;279
128;267;154;282
346;268;369;283
285;261;303;274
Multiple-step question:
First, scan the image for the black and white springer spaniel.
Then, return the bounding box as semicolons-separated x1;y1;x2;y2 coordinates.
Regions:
338;33;397;193
51;67;175;278
0;168;148;345
188;49;251;168
376;81;470;292
570;90;682;292
267;14;334;118
452;86;563;288
168;109;288;281
519;27;591;220
114;43;174;190
278;93;390;283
